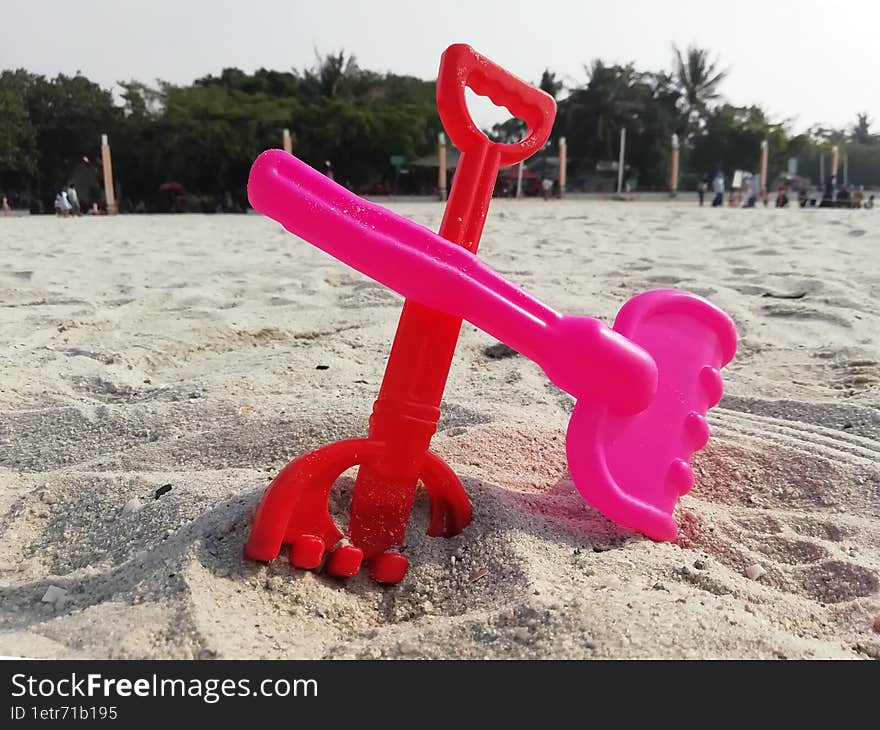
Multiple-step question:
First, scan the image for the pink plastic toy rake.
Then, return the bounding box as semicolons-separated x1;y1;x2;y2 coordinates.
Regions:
248;150;738;542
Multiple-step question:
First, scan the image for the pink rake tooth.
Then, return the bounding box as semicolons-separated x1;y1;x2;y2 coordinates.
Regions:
667;458;695;496
684;412;711;450
699;366;724;407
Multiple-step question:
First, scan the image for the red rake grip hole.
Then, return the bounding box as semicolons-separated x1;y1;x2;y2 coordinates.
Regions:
437;43;556;166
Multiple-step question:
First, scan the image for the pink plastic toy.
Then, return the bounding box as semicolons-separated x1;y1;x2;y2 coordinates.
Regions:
248;150;737;541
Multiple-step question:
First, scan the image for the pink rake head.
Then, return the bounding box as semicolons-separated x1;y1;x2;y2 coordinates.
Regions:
248;150;738;540
568;290;737;539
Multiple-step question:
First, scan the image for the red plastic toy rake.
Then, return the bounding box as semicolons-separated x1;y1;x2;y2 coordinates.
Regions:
244;44;556;583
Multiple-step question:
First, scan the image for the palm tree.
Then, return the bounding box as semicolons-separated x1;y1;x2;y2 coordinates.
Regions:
673;44;728;133
584;61;645;159
539;70;564;100
304;50;359;98
850;113;878;144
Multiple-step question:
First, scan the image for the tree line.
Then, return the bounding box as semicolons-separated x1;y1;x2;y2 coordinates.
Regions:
1;46;878;212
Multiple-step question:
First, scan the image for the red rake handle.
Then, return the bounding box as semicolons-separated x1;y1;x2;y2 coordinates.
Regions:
437;43;556;166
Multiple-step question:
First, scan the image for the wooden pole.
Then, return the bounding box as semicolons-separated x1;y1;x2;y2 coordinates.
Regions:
843;152;848;187
830;145;839;178
669;134;680;194
617;128;626;194
282;128;292;154
759;139;769;200
558;136;567;196
819;153;825;187
438;132;447;201
101;134;116;214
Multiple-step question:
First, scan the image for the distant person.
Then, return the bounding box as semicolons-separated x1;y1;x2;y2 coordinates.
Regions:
697;179;707;206
1;195;10;216
541;177;553;200
866;195;875;209
775;187;789;208
86;202;100;215
744;174;759;208
54;191;72;217
824;175;835;205
324;161;335;181
67;184;80;215
711;172;725;207
853;185;865;208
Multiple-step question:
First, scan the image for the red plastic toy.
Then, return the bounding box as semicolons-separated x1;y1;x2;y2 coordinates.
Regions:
244;44;556;583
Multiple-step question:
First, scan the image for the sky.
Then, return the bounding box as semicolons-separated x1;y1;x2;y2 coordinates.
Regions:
3;0;878;134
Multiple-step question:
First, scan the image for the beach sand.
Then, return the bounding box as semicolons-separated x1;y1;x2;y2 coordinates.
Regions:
0;201;878;659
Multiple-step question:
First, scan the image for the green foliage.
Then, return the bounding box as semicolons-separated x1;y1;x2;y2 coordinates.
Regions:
188;52;442;189
850;113;878;144
553;62;684;187
844;143;880;186
0;53;440;206
691;104;788;177
672;44;728;134
2;47;879;203
0;70;118;193
539;70;563;100
489;117;527;144
0;71;38;178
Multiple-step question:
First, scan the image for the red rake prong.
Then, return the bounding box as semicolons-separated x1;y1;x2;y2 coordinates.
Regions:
245;438;474;585
421;451;472;538
370;552;409;585
326;544;364;578
289;535;326;570
244;438;382;564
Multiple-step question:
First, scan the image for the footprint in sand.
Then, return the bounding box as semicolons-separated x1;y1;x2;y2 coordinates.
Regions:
761;303;850;328
786;516;851;542
831;359;879;392
642;274;682;287
741;534;831;565
336;281;400;308
796;561;880;603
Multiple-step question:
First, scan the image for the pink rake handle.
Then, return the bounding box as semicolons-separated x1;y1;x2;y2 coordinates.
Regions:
249;150;657;416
